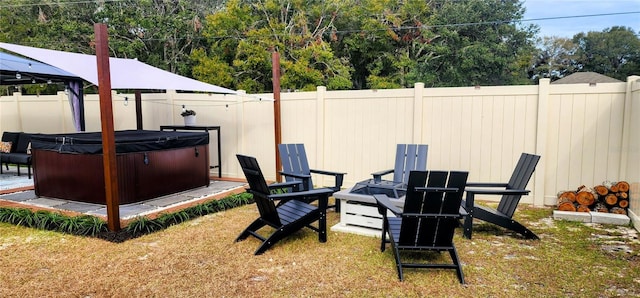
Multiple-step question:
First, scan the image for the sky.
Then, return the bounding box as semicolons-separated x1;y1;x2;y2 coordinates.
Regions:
522;0;640;38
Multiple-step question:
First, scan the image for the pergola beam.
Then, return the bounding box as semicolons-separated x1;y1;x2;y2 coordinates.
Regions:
94;23;121;231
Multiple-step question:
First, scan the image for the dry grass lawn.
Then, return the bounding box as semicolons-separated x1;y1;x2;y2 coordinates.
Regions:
1;202;640;297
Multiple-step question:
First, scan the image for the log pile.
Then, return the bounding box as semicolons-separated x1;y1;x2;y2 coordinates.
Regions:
556;181;630;215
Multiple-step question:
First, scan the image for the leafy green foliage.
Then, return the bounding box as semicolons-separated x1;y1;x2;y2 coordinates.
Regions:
0;208;107;236
0;191;252;240
3;0;633;92
528;36;578;82
412;0;537;87
125;216;165;235
573;26;640;81
530;27;640;82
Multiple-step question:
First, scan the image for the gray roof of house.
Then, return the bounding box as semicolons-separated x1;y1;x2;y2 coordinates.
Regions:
552;72;623;84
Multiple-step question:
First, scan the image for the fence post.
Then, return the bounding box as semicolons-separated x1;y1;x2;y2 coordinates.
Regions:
536;78;550;207
15;91;24;132
166;89;177;125
316;86;327;180
413;82;425;143
619;75;640;180
236;90;246;155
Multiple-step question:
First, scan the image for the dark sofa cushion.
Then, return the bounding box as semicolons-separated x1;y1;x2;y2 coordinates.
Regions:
8;153;31;164
15;133;31;154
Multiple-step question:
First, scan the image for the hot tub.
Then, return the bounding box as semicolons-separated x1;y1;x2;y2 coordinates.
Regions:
31;130;210;205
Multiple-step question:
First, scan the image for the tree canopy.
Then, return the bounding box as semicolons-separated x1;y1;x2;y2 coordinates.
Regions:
0;0;636;93
530;26;640;82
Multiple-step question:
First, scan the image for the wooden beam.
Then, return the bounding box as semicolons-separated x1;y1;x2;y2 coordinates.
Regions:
272;51;282;182
94;23;121;231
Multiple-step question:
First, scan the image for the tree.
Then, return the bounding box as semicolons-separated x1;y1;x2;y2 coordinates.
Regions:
412;0;538;87
573;26;640;81
330;0;439;89
529;36;578;82
0;0;224;77
194;0;353;93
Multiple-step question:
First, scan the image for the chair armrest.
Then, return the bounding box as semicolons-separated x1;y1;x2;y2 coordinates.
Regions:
269;187;334;200
269;180;302;191
310;169;346;176
463;188;531;211
371;169;393;183
373;194;402;216
310;169;346;191
464;188;530;196
279;171;312;180
278;171;311;191
465;182;509;188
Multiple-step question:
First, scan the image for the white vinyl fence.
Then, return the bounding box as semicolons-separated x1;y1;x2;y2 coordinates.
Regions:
2;77;640;229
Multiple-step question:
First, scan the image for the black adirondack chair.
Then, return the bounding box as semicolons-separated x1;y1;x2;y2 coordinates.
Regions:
236;154;334;255
462;153;541;240
373;170;469;283
351;144;428;198
278;143;345;210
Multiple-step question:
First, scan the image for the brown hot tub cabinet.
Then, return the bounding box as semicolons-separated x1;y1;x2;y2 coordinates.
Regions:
31;130;210;205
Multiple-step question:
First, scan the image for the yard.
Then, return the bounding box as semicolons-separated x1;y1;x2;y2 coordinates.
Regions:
1;202;639;297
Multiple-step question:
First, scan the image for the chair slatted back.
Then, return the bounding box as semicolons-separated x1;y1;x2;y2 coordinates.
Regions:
399;170;468;247
392;144;428;184
498;153;541;218
236;154;281;225
278;144;313;190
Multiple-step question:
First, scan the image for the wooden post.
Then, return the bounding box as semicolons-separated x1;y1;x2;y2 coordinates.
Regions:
272;51;282;182
135;90;143;130
94;23;121;231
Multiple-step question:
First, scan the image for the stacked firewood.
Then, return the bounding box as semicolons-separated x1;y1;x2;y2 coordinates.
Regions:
557;181;630;215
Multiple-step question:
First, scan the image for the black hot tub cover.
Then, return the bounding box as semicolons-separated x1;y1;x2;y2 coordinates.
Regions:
30;130;209;154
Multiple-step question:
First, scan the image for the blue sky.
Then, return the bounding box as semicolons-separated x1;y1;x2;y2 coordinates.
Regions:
522;0;640;38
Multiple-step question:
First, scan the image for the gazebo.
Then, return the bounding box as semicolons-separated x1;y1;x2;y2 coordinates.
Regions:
1;51;87;131
0;37;238;231
0;42;237;132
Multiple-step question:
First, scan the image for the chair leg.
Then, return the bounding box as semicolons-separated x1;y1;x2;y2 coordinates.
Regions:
16;164;21;176
448;247;465;284
28;164;32;179
380;219;388;252
473;205;540;240
462;195;476;239
254;229;290;255
463;213;473;239
236;219;267;242
390;240;404;281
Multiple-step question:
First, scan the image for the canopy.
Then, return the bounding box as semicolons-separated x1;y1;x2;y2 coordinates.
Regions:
0;51;81;85
0;42;236;94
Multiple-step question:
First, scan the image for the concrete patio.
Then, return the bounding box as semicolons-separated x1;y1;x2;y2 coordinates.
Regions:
0;165;246;219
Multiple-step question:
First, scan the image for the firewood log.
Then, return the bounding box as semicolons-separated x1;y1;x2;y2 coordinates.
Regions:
618;199;629;209
575;187;596;206
593;203;609;213
594;185;609;196
616;181;630;192
610;207;627;215
604;194;618;206
576;205;590;212
557;201;577;212
557;191;576;203
616;192;628;199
